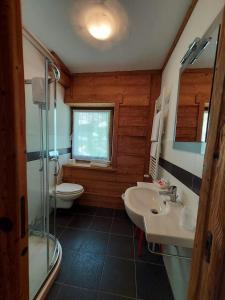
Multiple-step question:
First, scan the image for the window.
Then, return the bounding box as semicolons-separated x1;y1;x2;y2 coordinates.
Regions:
72;108;113;161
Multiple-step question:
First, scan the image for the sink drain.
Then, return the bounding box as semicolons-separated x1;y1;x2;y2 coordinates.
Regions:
151;209;158;214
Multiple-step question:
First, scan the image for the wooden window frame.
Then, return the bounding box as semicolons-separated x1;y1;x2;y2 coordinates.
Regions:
71;107;114;164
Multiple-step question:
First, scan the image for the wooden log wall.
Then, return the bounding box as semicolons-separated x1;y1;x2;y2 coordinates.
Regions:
63;71;161;208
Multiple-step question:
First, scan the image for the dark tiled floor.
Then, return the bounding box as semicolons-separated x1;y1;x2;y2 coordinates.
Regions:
107;235;134;259
90;216;112;233
65;252;105;289
100;256;136;297
68;214;94;229
47;205;174;300
111;219;133;237
46;283;61;300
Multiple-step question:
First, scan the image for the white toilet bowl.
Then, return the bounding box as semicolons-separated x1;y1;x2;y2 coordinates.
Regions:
50;183;84;209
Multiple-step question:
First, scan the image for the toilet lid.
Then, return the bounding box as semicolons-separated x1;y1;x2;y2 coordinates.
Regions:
56;183;84;194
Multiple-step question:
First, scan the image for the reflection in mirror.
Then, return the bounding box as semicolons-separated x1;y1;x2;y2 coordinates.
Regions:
175;24;220;143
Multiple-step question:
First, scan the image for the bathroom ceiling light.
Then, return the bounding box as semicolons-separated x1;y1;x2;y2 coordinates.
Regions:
87;12;113;40
72;1;128;48
88;22;112;40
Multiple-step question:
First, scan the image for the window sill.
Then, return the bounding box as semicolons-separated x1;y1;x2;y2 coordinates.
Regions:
63;162;117;172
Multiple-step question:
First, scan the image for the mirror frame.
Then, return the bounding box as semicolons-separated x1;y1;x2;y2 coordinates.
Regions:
173;14;222;155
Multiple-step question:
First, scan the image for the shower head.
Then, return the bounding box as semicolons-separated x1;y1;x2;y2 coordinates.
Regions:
49;61;61;82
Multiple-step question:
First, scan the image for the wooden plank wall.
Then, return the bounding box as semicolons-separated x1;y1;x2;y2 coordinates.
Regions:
176;105;199;141
63;71;161;208
176;68;213;141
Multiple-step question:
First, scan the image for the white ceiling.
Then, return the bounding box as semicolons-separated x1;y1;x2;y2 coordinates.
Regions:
21;0;192;73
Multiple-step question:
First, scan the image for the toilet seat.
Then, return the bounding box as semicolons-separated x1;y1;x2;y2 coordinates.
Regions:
55;191;83;199
55;183;84;194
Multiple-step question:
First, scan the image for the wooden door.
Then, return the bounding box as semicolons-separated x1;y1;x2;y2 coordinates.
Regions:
0;1;29;299
188;7;225;300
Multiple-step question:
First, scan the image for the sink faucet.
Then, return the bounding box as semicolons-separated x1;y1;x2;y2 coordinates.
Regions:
159;185;178;202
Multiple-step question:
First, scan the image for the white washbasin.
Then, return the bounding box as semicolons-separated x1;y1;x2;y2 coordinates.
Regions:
124;183;195;248
124;185;167;231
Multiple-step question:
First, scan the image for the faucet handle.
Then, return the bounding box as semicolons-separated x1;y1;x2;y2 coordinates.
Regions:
169;185;177;194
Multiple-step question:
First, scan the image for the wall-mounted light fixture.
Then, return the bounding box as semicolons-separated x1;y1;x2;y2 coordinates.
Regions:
181;37;212;66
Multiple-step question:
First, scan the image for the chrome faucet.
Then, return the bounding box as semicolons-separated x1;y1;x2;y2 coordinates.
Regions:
159;185;178;202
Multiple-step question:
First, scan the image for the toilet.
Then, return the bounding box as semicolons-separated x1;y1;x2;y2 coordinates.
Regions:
50;183;84;209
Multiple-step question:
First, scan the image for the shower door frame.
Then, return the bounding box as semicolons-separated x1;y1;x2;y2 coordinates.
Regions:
44;57;59;272
25;57;61;299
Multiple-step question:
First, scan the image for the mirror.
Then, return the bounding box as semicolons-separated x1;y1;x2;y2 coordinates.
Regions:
174;20;220;147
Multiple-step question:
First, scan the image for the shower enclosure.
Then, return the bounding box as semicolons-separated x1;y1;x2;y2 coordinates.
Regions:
25;57;61;299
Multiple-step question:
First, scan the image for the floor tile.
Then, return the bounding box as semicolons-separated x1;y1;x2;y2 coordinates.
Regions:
68;214;94;229
46;283;61;300
90;216;112;232
96;207;115;217
50;205;173;300
98;292;134;300
59;228;86;251
49;224;65;238
114;209;129;220
136;262;174;300
56;285;97;300
107;235;134;259
55;249;77;283
110;219;133;237
56;226;65;238
134;240;163;265
56;215;73;227
100;256;136;298
65;252;105;289
73;204;97;215
55;210;73;226
80;230;109;254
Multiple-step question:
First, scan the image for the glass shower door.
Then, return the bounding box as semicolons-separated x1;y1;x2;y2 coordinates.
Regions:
25;59;49;299
25;54;59;299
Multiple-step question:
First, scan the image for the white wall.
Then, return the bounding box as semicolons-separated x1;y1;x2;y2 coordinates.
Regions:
23;37;71;225
160;0;224;299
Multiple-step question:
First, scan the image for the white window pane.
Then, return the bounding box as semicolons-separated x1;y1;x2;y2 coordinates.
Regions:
72;110;111;161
